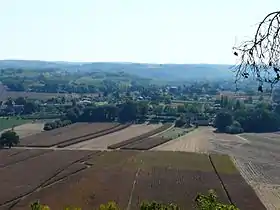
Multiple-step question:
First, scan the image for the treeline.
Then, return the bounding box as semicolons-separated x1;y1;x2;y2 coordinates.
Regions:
214;102;280;133
43;120;72;131
65;101;147;123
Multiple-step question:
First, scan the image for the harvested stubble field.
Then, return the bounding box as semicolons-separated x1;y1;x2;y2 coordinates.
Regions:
153;126;210;153
0;149;264;210
108;123;173;150
66;124;161;150
152;127;280;209
121;127;192;151
19;122;122;147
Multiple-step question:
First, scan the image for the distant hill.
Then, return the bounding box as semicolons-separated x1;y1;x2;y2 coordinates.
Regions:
0;60;234;81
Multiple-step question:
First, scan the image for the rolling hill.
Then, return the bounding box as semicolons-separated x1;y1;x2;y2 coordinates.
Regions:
0;60;234;81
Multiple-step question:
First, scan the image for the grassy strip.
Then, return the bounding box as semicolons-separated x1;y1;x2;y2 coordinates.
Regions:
0;117;31;131
108;124;173;149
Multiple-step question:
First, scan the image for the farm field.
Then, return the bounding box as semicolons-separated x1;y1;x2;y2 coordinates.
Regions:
18;122;122;147
108;123;173;149
153;127;280;209
0;149;264;210
153;126;210;152
0;117;31;131
0;122;44;138
67;124;161;150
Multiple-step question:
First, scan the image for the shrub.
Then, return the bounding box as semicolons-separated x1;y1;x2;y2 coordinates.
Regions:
30;190;239;210
175;119;185;127
140;201;179;210
225;125;244;134
195;190;239;210
43;120;72;131
225;120;244;134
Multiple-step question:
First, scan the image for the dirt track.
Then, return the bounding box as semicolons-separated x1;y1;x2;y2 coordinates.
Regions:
154;127;280;210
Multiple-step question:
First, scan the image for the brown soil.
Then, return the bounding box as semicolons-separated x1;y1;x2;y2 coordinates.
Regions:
131;168;229;210
0;149;263;210
108;124;172;149
66;124;161;150
19;123;119;147
0;150;95;207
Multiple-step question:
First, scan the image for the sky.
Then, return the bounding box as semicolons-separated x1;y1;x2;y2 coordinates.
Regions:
0;0;279;64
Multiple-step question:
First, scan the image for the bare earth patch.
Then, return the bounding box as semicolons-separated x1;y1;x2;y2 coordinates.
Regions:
67;124;161;150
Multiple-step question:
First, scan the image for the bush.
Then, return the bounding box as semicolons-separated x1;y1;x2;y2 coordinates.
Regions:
43;124;52;131
43;120;72;131
195;190;239;210
30;190;239;210
0;130;20;148
225;120;244;134
225;125;244;134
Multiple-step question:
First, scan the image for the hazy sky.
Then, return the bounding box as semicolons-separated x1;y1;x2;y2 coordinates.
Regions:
0;0;278;64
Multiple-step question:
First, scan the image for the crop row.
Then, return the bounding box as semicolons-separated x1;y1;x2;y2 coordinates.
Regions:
0;150;95;206
121;136;172;150
57;123;131;148
108;123;173;149
19;123;120;147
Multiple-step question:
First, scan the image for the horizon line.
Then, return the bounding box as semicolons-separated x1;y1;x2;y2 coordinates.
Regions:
0;59;235;66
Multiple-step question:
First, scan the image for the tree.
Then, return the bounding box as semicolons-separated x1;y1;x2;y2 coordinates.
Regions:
0;130;19;148
137;102;149;116
275;104;280;115
233;11;280;91
234;100;242;110
118;101;138;122
214;111;233;132
23;101;38;114
15;97;27;105
5;97;14;107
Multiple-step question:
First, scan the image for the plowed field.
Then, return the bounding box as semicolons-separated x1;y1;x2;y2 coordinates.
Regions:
153;126;280;209
67;124;161;150
19;123;119;147
0;149;263;210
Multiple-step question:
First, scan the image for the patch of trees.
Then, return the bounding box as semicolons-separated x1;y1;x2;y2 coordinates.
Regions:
65;101;149;123
214;103;280;133
43;120;72;131
0;130;19;148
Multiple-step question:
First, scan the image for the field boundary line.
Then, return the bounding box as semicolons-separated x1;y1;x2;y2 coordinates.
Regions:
0;151;99;208
235;135;250;144
0;150;53;169
126;168;140;210
208;155;233;205
149;124;175;137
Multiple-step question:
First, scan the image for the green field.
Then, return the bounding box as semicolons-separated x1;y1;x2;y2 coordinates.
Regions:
0;117;31;131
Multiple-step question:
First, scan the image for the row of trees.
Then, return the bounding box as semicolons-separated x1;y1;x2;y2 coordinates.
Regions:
43;120;72;131
214;104;280;133
65;101;145;123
